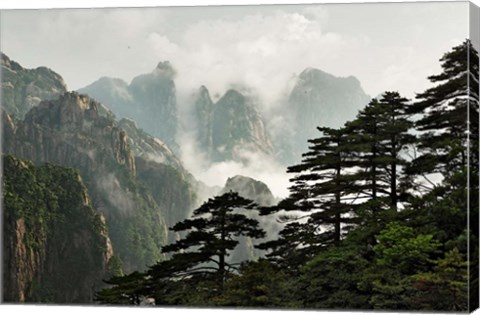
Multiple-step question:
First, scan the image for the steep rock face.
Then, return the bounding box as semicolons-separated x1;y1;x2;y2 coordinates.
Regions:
17;92;136;175
75;77;132;116
220;175;280;263
79;62;178;149
222;175;276;207
135;158;196;233
279;68;370;164
1;53;67;119
193;86;215;158
118;118;183;171
117;118;198;231
207;89;273;162
3;92;174;272
2;155;112;303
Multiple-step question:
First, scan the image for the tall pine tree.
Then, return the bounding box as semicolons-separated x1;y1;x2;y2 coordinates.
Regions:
410;40;479;177
154;192;265;292
258;126;358;269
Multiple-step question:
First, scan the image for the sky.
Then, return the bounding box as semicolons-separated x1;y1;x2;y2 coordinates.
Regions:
0;1;473;198
0;1;470;103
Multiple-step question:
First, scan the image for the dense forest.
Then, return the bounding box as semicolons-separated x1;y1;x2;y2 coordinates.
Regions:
93;41;479;311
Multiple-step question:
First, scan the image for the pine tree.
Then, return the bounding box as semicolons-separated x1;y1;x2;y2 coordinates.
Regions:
286;126;358;245
152;192;265;292
346;92;413;210
408;42;478;310
258;126;358;268
410;40;479;176
377;92;415;208
95;271;150;305
334;92;414;252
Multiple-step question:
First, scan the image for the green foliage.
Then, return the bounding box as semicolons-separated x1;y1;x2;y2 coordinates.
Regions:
299;247;370;309
160;192;266;287
106;255;125;278
2;155;109;303
410;248;468;311
96;271;149;305
218;259;297;307
373;222;440;273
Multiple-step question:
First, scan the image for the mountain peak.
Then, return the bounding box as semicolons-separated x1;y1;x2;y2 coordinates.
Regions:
199;85;209;94
223;175;275;206
299;67;362;88
24;92;101;130
221;89;245;102
299;67;335;81
154;61;176;78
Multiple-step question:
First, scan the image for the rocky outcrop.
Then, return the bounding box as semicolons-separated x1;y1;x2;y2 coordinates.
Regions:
118;118;183;171
222;175;276;207
2;155;112;303
79;61;178;149
192;88;273;163
13;92;136;175
220;175;280;263
277;68;370;164
212;89;273;162
117;117;198;232
1;53;67;119
193;86;215;158
2;92;179;272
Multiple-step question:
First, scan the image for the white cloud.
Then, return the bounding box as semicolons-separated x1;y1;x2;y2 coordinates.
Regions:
178;128;291;199
2;3;468;103
148;10;356;110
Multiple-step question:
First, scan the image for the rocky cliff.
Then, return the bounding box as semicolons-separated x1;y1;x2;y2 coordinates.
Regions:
2;91;196;272
1;53;67;120
79;62;178;149
220;175;279;263
277;67;370;164
193;86;215;159
222;175;276;207
117;118;198;230
193;88;273;163
2;155;113;303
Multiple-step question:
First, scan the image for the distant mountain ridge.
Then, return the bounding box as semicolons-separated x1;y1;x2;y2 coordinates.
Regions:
193;86;274;163
274;67;371;164
1;53;67;119
79;61;178;149
222;175;276;207
79;61;370;168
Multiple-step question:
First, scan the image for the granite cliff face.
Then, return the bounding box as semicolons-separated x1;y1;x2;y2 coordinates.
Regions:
193;86;215;158
276;68;370;164
220;175;279;263
193;87;273;163
3;91;196;272
1;53;67;119
222;175;276;207
2;155;112;303
117;118;198;230
79;62;178;149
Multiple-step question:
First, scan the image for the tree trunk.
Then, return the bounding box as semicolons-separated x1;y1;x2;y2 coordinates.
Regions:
334;158;341;245
391;136;397;210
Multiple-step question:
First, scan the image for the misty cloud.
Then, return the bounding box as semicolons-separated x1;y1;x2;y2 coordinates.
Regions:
2;2;468;105
96;173;135;216
179;129;291;199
